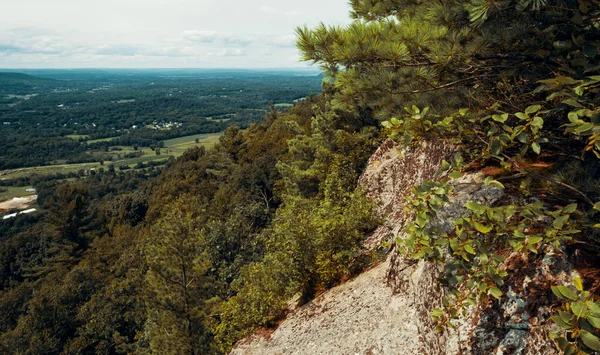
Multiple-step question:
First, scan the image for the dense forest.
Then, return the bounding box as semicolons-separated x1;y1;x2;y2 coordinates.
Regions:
1;0;600;354
0;69;321;169
0;94;381;353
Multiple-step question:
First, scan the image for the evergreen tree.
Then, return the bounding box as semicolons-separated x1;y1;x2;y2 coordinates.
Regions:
297;0;600;120
143;196;218;354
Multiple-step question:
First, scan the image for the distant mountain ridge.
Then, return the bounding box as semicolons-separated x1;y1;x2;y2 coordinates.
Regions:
0;72;57;83
0;72;62;95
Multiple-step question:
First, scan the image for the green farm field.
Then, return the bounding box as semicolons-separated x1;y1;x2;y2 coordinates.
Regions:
0;186;36;203
0;132;223;180
162;132;223;156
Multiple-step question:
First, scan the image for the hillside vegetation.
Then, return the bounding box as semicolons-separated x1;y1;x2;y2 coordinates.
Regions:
0;0;599;354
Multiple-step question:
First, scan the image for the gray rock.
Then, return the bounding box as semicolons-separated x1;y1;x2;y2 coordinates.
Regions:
232;140;575;355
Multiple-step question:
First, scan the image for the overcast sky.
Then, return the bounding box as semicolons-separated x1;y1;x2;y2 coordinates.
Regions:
0;0;352;68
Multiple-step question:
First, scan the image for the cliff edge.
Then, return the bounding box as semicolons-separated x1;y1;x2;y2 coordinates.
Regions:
232;140;577;355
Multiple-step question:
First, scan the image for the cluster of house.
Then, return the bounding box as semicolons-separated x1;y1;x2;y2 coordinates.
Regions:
149;121;183;130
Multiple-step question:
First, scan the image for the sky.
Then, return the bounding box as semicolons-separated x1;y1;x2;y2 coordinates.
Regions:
0;0;352;69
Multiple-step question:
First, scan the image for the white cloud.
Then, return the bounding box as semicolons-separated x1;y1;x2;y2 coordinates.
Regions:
287;53;302;63
266;34;297;48
0;0;352;68
216;48;246;57
96;44;140;57
259;5;302;16
181;30;254;46
0;27;76;55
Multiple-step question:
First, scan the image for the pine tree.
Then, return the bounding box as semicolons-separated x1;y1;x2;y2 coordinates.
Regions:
143;195;218;354
297;0;600;120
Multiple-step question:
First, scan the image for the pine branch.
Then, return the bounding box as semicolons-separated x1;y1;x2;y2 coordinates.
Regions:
474;53;541;62
387;75;491;94
525;169;595;207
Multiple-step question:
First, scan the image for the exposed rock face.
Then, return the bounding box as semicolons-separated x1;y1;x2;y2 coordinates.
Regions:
358;139;455;251
232;140;574;355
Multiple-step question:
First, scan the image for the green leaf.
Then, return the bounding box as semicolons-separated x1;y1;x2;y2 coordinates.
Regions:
571;13;584;25
449;170;463;180
474;222;493;234
562;99;584;108
464;244;476;255
559;311;575;324
489;180;504;189
449;238;459;252
558;285;579;301
382;121;393;128
489;287;503;300
594;202;600;212
531;116;544;128
492;113;509;122
563;204;578;214
441;160;450;170
568;111;580;122
493;255;506;263
552;315;573;329
412;251;424;259
478;281;488;292
549;330;561;340
516;131;529;143
431;308;444;318
583;44;598;58
553;215;570;229
564;343;578;355
479;253;489;264
574;276;583;291
434;187;446;195
416;215;427;228
589;302;600;317
465;201;484;212
552;286;566;300
491;138;502;156
527;244;538;254
513;230;526;239
531;142;541;154
510;241;524;251
525;105;542;114
575;122;594;134
587;315;600;329
572;301;587;317
484;177;504;189
515;112;528;120
580;330;600;351
539;76;580;86
528;236;543;244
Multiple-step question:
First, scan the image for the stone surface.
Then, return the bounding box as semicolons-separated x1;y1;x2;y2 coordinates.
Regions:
232;140;576;355
358;139;455;251
233;258;435;355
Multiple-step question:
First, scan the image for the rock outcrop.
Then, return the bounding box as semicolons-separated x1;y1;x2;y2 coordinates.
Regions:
232;140;576;355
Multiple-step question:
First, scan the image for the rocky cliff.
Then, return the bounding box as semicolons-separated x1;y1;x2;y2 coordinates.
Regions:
232;140;579;355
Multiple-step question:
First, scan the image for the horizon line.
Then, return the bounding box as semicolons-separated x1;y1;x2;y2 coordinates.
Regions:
0;67;320;70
